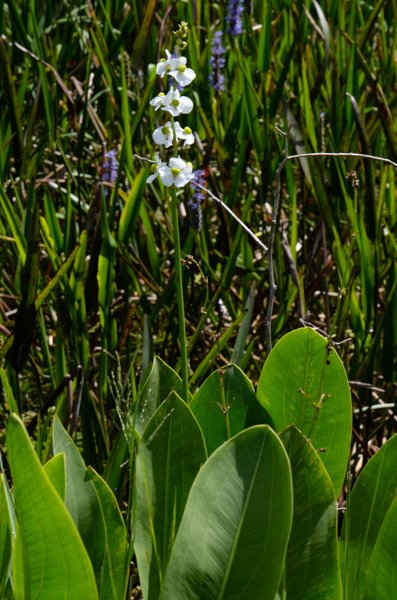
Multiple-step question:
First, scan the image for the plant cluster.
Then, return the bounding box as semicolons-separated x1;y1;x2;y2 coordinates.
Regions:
1;0;397;597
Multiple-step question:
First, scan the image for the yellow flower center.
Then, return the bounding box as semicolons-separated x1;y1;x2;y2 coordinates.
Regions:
171;167;181;177
172;99;180;107
159;92;165;97
150;164;158;173
178;65;186;73
161;126;170;135
184;127;192;134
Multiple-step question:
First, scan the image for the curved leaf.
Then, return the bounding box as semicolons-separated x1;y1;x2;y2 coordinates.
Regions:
52;415;106;592
87;467;129;600
364;496;397;599
159;425;293;600
7;414;98;600
43;453;65;501
134;392;207;600
339;433;397;599
190;363;272;456
280;425;342;600
257;327;352;496
0;475;12;598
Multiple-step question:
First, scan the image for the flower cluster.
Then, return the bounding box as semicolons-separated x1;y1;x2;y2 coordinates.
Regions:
102;149;118;184
188;169;207;232
147;34;196;188
226;0;244;36
209;31;226;93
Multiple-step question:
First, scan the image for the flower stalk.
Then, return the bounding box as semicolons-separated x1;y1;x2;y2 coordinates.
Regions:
170;187;189;402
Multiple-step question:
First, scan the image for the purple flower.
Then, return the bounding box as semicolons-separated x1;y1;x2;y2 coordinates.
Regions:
226;0;244;36
102;149;119;184
188;170;207;232
209;31;226;93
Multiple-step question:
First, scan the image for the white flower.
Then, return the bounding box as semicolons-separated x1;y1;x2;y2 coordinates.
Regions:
146;155;167;184
159;157;194;188
150;92;167;111
168;61;196;87
152;121;174;148
174;122;195;146
169;55;187;70
156;49;171;77
161;89;193;116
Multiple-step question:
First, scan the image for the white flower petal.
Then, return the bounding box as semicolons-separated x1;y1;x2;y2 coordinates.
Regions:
183;133;195;146
146;172;158;184
179;96;194;114
159;167;174;187
169;156;186;170
153;128;166;145
168;67;196;87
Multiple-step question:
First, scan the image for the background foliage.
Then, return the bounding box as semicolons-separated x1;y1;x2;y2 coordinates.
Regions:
1;0;397;596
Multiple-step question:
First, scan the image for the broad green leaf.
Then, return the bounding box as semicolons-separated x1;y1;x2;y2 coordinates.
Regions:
280;426;342;600
339;433;397;599
364;496;397;599
0;475;12;598
118;168;148;244
134;392;207;600
136;357;192;438
43;453;65;502
257;328;352;496
159;425;293;600
7;414;98;600
190;364;272;456
52;415;106;592
87;467;129;600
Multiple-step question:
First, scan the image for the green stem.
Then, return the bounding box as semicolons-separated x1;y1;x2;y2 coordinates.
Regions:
170;187;189;402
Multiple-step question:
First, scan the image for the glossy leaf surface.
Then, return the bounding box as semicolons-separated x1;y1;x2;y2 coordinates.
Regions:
191;364;272;456
280;425;342;599
339;433;397;599
135;392;207;600
257;328;351;495
53;415;106;591
159;425;292;600
7;414;98;600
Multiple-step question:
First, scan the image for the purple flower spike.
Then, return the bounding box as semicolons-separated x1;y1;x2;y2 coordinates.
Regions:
188;170;207;232
102;149;119;184
208;31;226;94
226;0;244;36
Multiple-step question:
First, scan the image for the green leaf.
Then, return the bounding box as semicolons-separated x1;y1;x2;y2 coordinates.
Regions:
134;392;207;600
43;453;66;502
136;357;193;438
0;368;19;416
190;364;272;456
7;414;98;600
280;426;342;600
159;425;293;600
257;0;272;73
52;415;106;593
257;328;352;496
0;475;12;598
231;280;255;365
87;467;129;600
118;168;148;245
364;495;397;599
339;433;397;599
